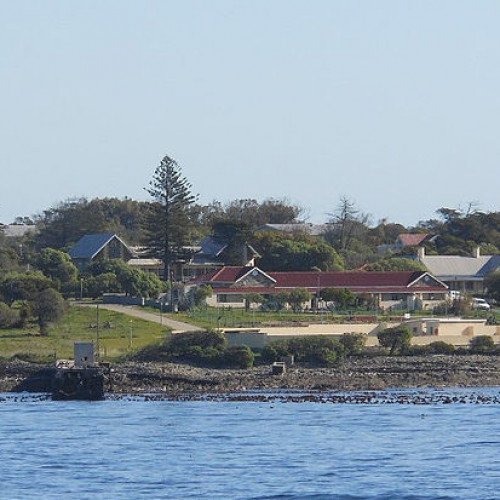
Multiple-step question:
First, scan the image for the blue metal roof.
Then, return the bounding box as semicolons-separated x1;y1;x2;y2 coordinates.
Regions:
478;255;500;277
200;236;227;257
69;233;118;259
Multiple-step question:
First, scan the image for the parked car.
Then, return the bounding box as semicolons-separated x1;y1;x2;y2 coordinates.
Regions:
472;298;491;311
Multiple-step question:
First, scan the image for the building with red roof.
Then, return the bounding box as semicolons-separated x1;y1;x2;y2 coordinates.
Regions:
377;233;437;256
189;266;448;311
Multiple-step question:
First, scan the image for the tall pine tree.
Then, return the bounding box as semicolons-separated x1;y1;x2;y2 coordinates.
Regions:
144;155;197;281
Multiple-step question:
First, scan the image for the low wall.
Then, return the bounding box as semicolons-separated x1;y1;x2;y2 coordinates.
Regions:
224;323;399;349
224;322;500;349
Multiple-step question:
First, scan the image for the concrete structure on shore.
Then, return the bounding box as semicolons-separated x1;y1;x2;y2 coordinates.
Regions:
222;318;500;349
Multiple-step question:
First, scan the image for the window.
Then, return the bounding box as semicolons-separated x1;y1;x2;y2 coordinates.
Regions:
217;294;244;303
381;293;405;301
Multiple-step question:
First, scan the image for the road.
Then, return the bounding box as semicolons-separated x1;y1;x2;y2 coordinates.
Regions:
75;303;201;333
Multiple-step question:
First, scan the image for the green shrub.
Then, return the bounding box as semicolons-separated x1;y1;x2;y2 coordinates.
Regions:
428;341;455;355
184;345;223;365
338;333;366;356
167;330;227;357
0;302;19;328
377;326;412;355
261;336;343;366
224;346;255;368
155;331;258;368
408;344;430;356
287;337;342;363
469;335;495;354
193;285;213;307
261;342;290;363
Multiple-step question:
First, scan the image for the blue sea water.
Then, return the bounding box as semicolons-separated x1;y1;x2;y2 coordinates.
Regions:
0;389;499;499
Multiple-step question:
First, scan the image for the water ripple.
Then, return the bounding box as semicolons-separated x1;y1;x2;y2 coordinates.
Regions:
0;388;499;499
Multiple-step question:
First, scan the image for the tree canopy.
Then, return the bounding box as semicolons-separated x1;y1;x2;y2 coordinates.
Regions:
85;260;164;298
34;197;149;249
364;257;427;272
37;248;78;289
254;232;344;271
144;155;198;280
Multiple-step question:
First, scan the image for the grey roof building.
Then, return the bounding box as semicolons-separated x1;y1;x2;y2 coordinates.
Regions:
69;233;135;270
418;246;500;294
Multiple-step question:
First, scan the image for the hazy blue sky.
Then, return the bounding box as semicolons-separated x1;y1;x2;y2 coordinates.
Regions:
1;1;499;226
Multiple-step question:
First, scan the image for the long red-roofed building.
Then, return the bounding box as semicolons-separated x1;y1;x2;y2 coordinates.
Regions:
189;266;448;311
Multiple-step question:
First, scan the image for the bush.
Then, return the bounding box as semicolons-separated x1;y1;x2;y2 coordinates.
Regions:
469;335;495;354
338;333;366;356
287;337;343;364
224;346;255;368
432;301;451;315
428;341;455;355
32;288;67;335
261;292;289;312
408;344;430;356
158;331;256;368
377;326;412;355
261;342;290;363
193;285;213;307
287;288;312;312
260;336;344;366
0;302;19;329
185;345;224;366
167;330;227;358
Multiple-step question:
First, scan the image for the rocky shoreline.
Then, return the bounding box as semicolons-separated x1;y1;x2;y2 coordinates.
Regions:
1;355;499;396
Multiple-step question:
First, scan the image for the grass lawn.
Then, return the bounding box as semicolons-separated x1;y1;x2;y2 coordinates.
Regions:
0;306;171;363
160;306;497;330
165;307;389;330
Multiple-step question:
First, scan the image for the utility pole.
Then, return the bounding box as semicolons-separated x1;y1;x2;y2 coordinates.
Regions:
96;303;100;361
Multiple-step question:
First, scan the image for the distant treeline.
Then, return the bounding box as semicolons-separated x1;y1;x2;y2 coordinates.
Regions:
1;195;499;273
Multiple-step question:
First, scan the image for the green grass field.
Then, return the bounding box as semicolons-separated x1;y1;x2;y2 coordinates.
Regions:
167;307;397;330
165;306;496;330
0;306;171;363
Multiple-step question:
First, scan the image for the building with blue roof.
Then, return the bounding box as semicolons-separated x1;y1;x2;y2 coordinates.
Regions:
69;233;135;270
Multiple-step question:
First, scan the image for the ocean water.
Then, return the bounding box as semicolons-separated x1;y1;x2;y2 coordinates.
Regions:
0;389;499;499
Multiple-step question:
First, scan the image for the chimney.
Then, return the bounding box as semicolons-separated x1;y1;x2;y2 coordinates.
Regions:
417;246;425;260
473;246;481;258
241;243;248;265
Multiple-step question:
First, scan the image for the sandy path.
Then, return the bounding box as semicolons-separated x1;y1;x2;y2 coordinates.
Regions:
75;303;201;333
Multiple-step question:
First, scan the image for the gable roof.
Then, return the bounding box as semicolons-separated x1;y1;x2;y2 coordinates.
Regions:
396;233;429;247
477;255;500;277
199;236;228;257
197;266;255;283
194;266;448;292
69;233;132;260
268;270;436;289
420;255;500;279
235;267;276;284
189;236;261;266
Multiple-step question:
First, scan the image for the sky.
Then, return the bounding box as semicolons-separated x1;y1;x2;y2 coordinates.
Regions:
1;0;499;226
